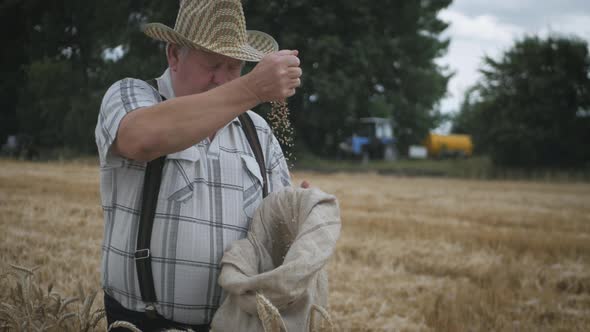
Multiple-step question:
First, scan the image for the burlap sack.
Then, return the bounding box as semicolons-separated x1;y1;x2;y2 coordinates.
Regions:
211;187;341;331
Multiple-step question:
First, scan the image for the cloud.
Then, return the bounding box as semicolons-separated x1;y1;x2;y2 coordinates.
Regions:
453;0;535;14
452;0;589;23
439;10;524;44
102;45;126;62
538;14;590;40
437;10;524;115
433;1;590;135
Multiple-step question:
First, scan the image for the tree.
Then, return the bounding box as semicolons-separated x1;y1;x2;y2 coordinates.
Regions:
0;0;31;145
450;86;488;154
243;0;452;156
2;0;175;153
452;35;590;167
4;0;452;157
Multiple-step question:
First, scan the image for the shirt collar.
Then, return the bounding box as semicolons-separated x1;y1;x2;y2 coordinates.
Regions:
156;68;241;125
155;68;176;100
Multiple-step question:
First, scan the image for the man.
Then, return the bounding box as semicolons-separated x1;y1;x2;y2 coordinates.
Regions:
95;0;304;330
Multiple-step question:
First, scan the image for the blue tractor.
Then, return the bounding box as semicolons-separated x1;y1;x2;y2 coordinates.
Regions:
339;117;396;162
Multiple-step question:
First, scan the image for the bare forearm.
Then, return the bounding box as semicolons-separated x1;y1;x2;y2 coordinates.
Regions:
114;50;301;162
116;75;259;161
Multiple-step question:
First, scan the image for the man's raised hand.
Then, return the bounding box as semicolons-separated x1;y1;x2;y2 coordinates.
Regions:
242;50;302;103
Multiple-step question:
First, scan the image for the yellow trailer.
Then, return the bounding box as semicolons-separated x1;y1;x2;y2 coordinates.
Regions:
422;133;473;158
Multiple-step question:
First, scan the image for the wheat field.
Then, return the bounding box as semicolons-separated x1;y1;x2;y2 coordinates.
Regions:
1;159;589;331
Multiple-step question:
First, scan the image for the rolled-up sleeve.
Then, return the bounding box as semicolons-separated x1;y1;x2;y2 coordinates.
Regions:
95;78;161;167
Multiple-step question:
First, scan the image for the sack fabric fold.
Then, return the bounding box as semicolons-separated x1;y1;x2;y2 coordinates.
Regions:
211;187;341;331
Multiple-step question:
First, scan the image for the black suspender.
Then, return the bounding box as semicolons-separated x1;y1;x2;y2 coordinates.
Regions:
134;154;165;316
238;112;269;197
135;79;268;317
134;80;167;317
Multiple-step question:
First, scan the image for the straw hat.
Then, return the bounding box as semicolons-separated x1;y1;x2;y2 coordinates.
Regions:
143;0;278;62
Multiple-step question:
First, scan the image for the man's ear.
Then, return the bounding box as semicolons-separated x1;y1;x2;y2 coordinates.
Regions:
167;44;180;72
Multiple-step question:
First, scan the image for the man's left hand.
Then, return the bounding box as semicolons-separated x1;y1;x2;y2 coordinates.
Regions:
300;180;310;189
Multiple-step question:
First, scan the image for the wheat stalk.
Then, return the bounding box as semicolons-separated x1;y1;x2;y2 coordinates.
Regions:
309;304;335;332
108;320;142;332
0;265;106;332
107;320;197;332
256;292;287;332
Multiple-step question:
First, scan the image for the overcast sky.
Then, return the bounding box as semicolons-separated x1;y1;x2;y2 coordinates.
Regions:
437;0;590;116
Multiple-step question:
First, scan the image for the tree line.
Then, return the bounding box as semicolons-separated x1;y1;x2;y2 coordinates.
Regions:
452;36;590;167
0;0;451;158
2;0;588;168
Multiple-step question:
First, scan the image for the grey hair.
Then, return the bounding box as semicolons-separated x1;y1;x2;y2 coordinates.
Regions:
166;43;192;59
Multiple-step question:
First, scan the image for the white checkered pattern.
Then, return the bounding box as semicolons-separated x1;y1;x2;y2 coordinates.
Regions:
94;69;291;325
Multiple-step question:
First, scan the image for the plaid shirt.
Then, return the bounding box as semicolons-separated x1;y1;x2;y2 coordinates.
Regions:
95;69;291;325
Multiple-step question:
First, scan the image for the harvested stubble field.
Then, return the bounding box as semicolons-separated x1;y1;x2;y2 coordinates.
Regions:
1;159;590;331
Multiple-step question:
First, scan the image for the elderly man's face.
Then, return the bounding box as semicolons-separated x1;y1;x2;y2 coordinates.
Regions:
168;44;244;97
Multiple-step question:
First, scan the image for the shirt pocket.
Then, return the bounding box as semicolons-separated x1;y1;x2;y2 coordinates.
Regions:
241;154;264;219
162;148;199;203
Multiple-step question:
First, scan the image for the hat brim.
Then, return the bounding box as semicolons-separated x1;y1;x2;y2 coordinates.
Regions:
142;23;278;62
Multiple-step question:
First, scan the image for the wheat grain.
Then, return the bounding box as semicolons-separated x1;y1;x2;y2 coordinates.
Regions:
108;320;142;332
256;292;287;332
309;304;335;332
0;265;106;331
268;101;295;168
2;160;590;330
